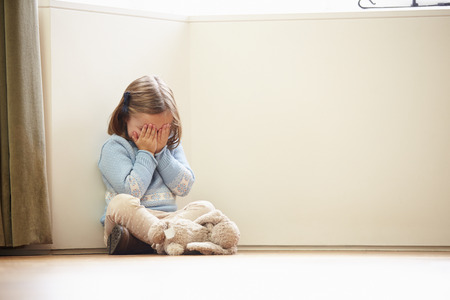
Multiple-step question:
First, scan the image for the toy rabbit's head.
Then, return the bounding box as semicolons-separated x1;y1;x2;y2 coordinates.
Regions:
187;210;240;255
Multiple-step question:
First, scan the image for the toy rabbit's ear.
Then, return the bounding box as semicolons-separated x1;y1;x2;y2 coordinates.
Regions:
187;242;237;255
194;210;227;226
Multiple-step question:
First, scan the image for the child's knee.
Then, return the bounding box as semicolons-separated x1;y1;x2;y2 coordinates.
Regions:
107;194;140;214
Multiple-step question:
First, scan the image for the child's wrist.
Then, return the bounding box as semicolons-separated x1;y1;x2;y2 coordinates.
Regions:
138;147;155;155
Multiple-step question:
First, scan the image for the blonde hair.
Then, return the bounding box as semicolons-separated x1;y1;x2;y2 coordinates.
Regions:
108;75;181;149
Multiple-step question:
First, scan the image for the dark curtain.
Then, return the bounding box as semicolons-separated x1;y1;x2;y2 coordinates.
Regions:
0;0;52;247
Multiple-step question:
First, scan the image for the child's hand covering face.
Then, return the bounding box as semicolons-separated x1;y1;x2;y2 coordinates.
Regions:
131;124;158;154
127;111;173;155
155;123;171;154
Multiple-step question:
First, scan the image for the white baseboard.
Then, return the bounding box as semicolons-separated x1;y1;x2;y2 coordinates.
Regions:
238;245;450;252
3;245;450;256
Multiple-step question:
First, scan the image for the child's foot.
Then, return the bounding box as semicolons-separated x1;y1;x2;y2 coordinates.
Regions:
107;224;127;255
108;224;155;255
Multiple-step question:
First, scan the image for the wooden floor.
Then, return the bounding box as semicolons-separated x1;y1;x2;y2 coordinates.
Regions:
1;251;450;300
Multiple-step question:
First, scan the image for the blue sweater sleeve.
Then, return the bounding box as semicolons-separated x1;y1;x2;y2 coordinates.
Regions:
98;136;157;199
155;144;195;196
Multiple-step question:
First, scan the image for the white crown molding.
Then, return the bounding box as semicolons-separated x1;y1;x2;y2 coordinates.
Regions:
38;0;189;22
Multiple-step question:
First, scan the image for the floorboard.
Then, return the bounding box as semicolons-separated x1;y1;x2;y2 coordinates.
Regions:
1;251;450;299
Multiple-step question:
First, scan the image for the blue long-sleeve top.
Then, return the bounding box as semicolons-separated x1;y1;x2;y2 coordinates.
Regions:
98;134;195;225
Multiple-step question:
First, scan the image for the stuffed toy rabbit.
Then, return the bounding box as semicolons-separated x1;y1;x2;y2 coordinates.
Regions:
153;210;240;255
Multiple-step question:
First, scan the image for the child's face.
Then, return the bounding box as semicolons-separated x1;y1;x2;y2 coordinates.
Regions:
127;111;173;138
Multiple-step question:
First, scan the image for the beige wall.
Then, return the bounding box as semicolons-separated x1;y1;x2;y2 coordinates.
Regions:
189;13;450;246
39;4;190;249
39;3;450;249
